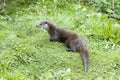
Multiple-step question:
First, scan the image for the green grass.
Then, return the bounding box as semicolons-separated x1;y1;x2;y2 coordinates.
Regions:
0;1;120;80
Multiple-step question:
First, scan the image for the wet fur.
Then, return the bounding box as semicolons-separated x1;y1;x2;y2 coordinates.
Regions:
36;20;89;72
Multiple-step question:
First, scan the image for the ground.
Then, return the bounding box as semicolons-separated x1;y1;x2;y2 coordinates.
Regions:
0;1;120;80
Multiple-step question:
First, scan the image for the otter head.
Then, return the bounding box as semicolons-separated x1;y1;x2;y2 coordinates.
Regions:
36;20;50;30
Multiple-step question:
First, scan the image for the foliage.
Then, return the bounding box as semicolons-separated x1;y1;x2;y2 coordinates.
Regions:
84;13;120;44
0;0;120;80
89;0;120;20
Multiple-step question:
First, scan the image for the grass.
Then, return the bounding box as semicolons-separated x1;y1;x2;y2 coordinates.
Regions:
0;1;120;80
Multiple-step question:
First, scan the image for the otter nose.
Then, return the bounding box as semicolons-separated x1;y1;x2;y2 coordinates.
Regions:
36;25;38;27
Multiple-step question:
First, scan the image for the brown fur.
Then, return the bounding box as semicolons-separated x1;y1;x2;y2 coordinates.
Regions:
36;20;89;72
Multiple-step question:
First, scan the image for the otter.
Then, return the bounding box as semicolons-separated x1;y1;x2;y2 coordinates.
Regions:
36;20;89;72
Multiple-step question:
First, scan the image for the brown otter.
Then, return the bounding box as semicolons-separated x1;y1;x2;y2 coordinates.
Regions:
36;20;89;72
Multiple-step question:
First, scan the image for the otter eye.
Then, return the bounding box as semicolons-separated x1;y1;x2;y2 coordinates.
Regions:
44;21;47;24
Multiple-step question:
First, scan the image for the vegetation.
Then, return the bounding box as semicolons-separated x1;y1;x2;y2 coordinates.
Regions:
0;0;120;80
89;0;120;20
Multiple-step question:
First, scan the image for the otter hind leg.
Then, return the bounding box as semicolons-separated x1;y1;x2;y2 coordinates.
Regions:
66;48;74;52
66;47;76;52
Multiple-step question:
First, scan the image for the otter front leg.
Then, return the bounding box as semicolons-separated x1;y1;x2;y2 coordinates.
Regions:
49;35;59;42
50;37;56;42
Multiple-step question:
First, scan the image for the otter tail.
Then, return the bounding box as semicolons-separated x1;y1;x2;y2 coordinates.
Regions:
79;49;89;72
